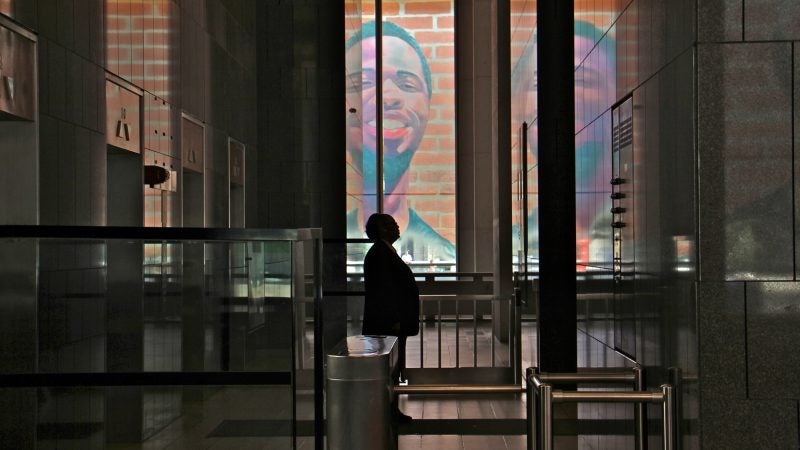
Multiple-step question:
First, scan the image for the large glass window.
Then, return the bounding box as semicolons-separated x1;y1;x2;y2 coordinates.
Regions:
345;1;456;272
510;3;618;273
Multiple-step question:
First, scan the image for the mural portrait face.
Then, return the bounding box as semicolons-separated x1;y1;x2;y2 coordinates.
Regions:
345;20;456;265
346;33;431;197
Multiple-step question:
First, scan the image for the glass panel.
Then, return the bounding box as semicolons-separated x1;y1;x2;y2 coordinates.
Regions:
345;0;377;243
346;1;457;272
0;228;320;448
381;1;456;269
513;4;617;271
510;0;538;275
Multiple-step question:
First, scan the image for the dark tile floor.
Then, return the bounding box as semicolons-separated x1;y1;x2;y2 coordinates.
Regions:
112;319;640;449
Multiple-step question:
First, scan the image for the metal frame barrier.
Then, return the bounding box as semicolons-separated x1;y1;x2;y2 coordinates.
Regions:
325;259;521;387
525;366;673;450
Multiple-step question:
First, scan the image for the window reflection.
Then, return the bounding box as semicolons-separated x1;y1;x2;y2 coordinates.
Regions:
511;4;617;271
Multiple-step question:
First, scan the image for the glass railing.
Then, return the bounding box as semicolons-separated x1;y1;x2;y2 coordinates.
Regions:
0;226;322;450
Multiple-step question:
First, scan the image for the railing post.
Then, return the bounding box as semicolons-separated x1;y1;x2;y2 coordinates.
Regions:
662;384;674;450
541;383;553;450
526;368;535;450
634;365;646;450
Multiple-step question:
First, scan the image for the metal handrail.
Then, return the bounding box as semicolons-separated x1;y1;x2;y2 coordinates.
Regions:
526;367;674;450
0;224;322;241
395;384;524;395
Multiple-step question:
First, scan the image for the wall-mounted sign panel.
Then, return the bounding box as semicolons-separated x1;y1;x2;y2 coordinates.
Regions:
229;139;245;187
0;22;36;121
182;116;204;174
106;80;141;154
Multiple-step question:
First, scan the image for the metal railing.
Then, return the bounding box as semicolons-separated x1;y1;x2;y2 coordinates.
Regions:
526;367;675;450
323;257;520;386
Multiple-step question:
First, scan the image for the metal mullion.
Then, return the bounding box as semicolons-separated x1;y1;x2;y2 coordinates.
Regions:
419;302;424;368
491;299;496;367
375;3;383;213
473;298;477;367
437;300;442;368
455;298;460;368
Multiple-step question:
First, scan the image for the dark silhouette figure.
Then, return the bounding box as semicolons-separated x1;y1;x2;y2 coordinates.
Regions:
362;213;420;423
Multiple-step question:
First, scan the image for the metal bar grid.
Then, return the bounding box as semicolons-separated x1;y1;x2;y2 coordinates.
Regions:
412;295;513;370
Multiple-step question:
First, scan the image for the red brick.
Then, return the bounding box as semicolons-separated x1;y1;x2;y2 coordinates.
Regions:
435;45;455;59
429;61;454;75
436;16;454;29
134;17;170;30
107;48;131;60
145;63;167;76
512;13;537;29
415;31;454;45
361;2;400;16
344;0;360;16
391;16;433;30
510;1;528;13
575;0;615;11
383;2;401;15
106;17;130;30
431;91;455;106
434;137;455;150
419;169;455;183
156;0;170;15
435;107;455;121
413;197;455;215
436;74;455;90
145;35;170;48
405;2;452;15
424;123;453;136
441;214;456;228
439;183;455;195
130;1;154;15
413;152;454;166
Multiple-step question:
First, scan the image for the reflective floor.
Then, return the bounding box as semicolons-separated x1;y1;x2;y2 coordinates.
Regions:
102;319;638;450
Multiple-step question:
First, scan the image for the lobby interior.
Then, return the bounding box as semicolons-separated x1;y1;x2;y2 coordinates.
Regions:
1;0;800;449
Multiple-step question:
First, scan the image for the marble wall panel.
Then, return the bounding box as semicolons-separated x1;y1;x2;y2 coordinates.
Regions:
746;282;800;398
701;398;798;449
745;0;800;41
698;42;793;281
698;0;742;42
698;282;746;400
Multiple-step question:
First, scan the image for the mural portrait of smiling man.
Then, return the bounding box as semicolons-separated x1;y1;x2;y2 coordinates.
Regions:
345;20;456;267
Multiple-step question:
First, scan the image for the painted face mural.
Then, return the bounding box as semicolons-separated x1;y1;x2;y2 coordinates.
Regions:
346;34;430;198
346;21;456;267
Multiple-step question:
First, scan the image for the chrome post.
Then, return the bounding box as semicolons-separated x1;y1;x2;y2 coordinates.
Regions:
491;298;496;366
669;366;682;450
634;365;646;450
473;298;478;367
526;368;535;450
541;383;553;450
437;300;442;368
455;296;460;368
662;384;674;450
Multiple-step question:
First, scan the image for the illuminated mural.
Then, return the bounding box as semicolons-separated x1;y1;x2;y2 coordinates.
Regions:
345;1;456;270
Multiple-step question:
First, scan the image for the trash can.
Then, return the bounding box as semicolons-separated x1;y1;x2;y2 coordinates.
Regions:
326;335;398;450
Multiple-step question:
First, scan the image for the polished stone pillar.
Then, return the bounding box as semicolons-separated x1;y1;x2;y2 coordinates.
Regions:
536;0;576;373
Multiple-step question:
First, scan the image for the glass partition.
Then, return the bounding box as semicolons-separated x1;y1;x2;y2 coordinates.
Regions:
0;226;322;449
345;0;457;272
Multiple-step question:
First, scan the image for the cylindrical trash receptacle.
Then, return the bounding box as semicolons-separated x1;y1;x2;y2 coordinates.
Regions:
326;335;398;450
